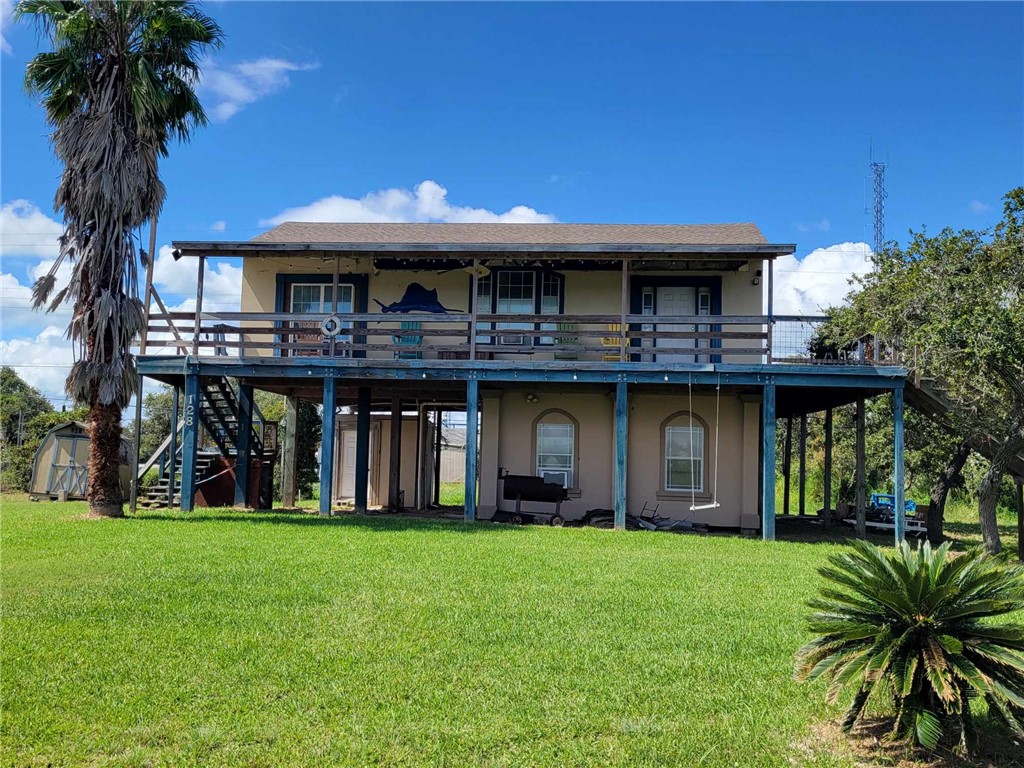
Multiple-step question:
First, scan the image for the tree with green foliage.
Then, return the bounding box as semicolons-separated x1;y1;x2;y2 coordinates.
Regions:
137;386;176;462
796;540;1024;754
16;0;222;517
0;367;52;445
293;401;322;499
828;189;1024;553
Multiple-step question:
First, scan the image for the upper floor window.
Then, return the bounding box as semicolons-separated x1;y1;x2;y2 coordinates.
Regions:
533;409;578;490
287;282;355;357
662;412;706;493
476;269;564;344
289;283;354;314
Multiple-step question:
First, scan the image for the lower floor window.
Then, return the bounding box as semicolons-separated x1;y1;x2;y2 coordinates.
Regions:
536;422;574;488
664;424;704;492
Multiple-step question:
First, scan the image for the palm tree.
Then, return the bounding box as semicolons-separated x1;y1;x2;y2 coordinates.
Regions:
795;539;1024;754
16;0;222;516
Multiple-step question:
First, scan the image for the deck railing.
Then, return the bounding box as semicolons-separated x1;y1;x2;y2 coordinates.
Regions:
142;311;901;366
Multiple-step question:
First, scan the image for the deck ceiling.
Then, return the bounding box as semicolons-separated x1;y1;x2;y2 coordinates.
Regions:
776;386;890;418
142;370;895;415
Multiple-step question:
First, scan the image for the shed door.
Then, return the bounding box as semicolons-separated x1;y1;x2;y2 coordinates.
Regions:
655;286;697;362
47;436;88;496
340;430;357;498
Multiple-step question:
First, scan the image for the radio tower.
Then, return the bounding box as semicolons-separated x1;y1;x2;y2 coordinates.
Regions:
870;156;886;254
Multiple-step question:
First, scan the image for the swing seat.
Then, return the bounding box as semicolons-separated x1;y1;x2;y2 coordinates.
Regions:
689;502;721;512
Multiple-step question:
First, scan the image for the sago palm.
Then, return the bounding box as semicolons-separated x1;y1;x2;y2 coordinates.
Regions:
795;539;1024;754
16;0;222;516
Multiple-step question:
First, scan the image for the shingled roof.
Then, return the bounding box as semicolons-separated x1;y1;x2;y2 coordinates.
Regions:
250;221;769;246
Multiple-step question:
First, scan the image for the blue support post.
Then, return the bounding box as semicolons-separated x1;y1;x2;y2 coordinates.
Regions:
893;386;906;545
464;379;479;522
179;373;201;511
354;387;371;514
320;376;337;517
166;384;180;506
614;380;628;530
233;383;254;507
762;379;777;540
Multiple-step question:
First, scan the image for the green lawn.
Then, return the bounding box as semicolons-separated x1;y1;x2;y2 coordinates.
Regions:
1;495;1018;767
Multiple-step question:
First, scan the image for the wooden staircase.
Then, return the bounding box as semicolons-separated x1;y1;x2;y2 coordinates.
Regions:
904;376;1024;477
137;376;277;509
197;377;264;457
139;451;219;509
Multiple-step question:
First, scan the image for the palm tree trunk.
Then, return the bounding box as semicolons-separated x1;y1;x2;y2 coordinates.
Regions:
978;435;1024;554
927;442;970;545
84;287;125;517
88;395;125;517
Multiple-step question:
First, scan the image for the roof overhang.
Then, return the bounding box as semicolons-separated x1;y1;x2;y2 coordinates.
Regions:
171;240;796;260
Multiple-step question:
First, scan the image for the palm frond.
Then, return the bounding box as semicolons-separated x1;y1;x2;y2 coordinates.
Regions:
796;539;1024;754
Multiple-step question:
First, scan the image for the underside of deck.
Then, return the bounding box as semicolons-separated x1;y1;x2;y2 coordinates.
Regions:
134;354;910;543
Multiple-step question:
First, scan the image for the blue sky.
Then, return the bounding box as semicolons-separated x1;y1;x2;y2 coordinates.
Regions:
2;1;1022;402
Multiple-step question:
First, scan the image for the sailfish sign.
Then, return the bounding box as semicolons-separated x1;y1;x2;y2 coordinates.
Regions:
374;283;461;313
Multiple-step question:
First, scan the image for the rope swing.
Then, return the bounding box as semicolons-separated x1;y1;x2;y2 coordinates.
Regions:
689;373;721;512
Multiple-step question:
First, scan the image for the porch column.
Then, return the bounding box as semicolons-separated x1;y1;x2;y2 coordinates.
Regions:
893;386;906;544
761;378;777;540
129;375;144;513
782;415;793;515
179;371;201;512
416;404;429;510
823;408;834;527
478;391;501;518
167;384;180;507
388;396;403;510
855;397;867;538
319;377;337;517
233;383;254;507
464;379;479;522
766;258;775;362
354;386;371;513
280;395;299;507
432;407;443;506
798;413;808;515
614;380;628;530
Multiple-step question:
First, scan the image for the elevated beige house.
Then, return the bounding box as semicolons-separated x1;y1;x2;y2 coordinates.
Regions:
137;221;909;537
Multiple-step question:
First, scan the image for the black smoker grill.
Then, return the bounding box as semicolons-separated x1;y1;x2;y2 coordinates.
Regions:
496;470;569;526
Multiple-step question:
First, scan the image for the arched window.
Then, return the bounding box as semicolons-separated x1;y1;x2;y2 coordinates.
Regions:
661;412;708;493
532;409;578;490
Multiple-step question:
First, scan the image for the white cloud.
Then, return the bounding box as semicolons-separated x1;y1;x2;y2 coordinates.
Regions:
210;220;227;232
0;267;73;340
796;218;831;233
0;325;75;404
969;200;990;214
1;0;13;55
200;57;318;122
262;180;556;226
772;241;873;316
152;245;241;312
0;200;63;259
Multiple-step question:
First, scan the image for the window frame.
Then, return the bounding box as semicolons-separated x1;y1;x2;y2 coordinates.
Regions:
531;408;580;494
273;273;368;358
659;411;710;498
473;268;565;346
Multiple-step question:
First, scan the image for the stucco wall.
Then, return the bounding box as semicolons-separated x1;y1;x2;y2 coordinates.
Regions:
477;387;760;528
239;257;768;362
490;390;615;519
625;392;754;527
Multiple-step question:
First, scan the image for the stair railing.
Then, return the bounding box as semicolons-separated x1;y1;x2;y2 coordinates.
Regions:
137;420;185;483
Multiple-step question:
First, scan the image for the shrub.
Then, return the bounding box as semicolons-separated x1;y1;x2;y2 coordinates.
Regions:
795;539;1024;754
